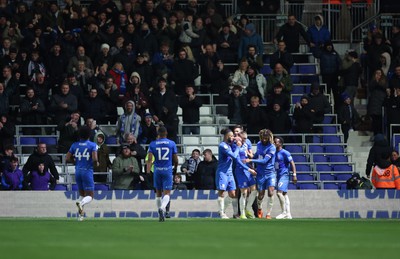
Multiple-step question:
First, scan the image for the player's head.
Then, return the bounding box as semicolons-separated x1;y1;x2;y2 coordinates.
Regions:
221;128;234;143
259;129;273;145
79;126;91;140
274;136;284;149
232;124;243;136
158;126;168;138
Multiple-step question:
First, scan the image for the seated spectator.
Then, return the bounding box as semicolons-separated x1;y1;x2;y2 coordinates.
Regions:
173;174;187;190
246;96;269;143
115;100;142;143
194;148;217;190
93;131;112;183
267;102;292;135
227;85;247;125
238;23;263;61
246;64;266;102
371;151;400;190
181;148;201;187
81;88;106;123
307;15;331;57
308;83;331;125
23;162;56;191
266;82;290;113
270;40;294;73
19;87;46;135
216;22;238;63
1;156;23;190
111;143;141;190
275;14;309;54
389;65;400;92
117;133;147;176
73;60;94;94
179;85;202;135
94;43;113;69
0;114;15;153
112;41;137;76
57;111;80;153
49;82;78;125
67;45;94;73
140;112;158;145
338;93;360;143
266;63;293;95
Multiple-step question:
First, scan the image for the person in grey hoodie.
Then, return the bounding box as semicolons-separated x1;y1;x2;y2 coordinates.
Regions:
115;100;142;143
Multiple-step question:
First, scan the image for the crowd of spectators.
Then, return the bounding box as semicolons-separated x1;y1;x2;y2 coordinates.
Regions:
0;0;399;190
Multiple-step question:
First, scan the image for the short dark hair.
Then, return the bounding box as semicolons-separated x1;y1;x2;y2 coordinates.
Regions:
79;126;91;140
275;136;284;145
158;126;168;137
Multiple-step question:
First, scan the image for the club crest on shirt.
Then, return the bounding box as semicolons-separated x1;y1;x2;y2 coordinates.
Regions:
223;144;228;150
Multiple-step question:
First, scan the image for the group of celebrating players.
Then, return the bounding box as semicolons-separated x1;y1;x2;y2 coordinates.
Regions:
67;125;297;222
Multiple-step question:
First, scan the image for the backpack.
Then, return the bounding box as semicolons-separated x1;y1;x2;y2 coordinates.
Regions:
346;173;373;189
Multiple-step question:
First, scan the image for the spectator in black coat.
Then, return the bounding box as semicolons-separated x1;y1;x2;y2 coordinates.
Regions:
274;14;309;53
170;48;199;95
19;87;46;135
227;85;247;125
57;111;80;153
216;22;238;63
246;96;268;143
339;50;362;105
267;102;292;135
293;95;315;140
365;134;392;178
266;82;290;113
179;85;202;135
140;112;158;145
338;93;360;143
270;40;294;73
366;33;391;80
194;149;217;190
318;42;341;97
383;85;400;138
45;43;68;88
389;65;400;92
22;143;59;181
81;88;106;123
367;69;388;136
136;22;158;60
308;83;331;125
49;82;78;125
0;114;15;154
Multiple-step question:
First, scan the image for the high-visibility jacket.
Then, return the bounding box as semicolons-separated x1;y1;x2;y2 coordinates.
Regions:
371;164;400;190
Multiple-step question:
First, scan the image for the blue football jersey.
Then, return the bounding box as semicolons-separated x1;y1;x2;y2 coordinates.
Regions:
252;141;276;175
148;138;177;171
69;140;98;171
275;148;293;177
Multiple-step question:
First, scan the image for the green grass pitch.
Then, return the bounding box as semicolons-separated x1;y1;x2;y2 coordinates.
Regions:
0;218;399;259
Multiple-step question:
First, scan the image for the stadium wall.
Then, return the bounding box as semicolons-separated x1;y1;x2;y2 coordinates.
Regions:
0;190;399;219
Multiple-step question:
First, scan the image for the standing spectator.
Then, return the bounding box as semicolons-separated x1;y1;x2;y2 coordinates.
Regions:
367;69;388;137
93;43;113;70
365;134;392;178
202;4;223;42
318;42;341;99
190;17;208;62
231;58;249;92
136;22;158;59
198;43;220;94
179;85;202;135
275;14;309;54
216;22;238;63
178;11;199;47
109;62;129;96
22;143;59;181
339;50;362;104
371;150;400;190
267;102;292;135
93;132;112;183
115;100;142;143
0;145;16;174
140;112;158;145
132;53;155;91
338;93;360;143
246;96;269;143
112;41;137;76
170;48;198;95
67;45;94;74
307;15;331;57
23;162;56;191
1;156;23;190
246;64;266;102
30;72;50;108
45;42;68;89
266;82;291;113
118;133;147;176
308;83;331;125
380;52;392;77
391;150;400;167
2;65;19;105
389;65;400;92
193;148;217;190
366;33;391;80
181;148;201;181
172;174;187;190
160;12;181;52
49;82;78;125
0;114;14;154
0;82;10;116
293;95;315;140
383;85;400;138
19;87;46;135
123;83;149;119
99;76;119;124
112;143;141;190
386;24;400;61
81;88;106;123
266;63;293;95
227;85;247;125
238;23;263;61
151;42;175;74
57;111;80;153
270;41;294;73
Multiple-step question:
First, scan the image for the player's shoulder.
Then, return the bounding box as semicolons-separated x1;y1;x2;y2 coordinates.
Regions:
219;141;229;150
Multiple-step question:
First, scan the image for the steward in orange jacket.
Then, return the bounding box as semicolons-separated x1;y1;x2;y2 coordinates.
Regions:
371;160;400;190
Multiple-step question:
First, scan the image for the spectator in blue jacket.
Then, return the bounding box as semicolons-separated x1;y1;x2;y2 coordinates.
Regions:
1;156;23;190
238;23;263;61
307;15;331;57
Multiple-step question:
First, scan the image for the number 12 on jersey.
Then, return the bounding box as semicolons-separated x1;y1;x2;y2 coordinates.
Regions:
156;147;170;161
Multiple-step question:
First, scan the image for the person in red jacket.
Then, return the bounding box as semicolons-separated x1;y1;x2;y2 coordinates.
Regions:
371;151;400;190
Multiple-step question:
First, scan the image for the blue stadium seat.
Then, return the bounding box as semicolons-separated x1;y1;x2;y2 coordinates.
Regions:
323;182;339;189
329;155;348;162
312;135;321;143
20;137;37;145
54;184;68;191
292;154;308;162
315;164;332;172
322;126;338;134
309;145;324;153
333;164;353;172
301;75;319;84
323;115;334;124
324;145;345;153
319;173;336;181
298;64;317;74
297;174;314;181
39;137;57;145
298;183;319;190
292;85;305;94
335;173;352;181
291;95;301;104
290;66;297;74
313;154;328;163
106;135;118;145
290;75;300;83
260;65;272;75
297;164;312;172
323;136;341;143
285;145;303;153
